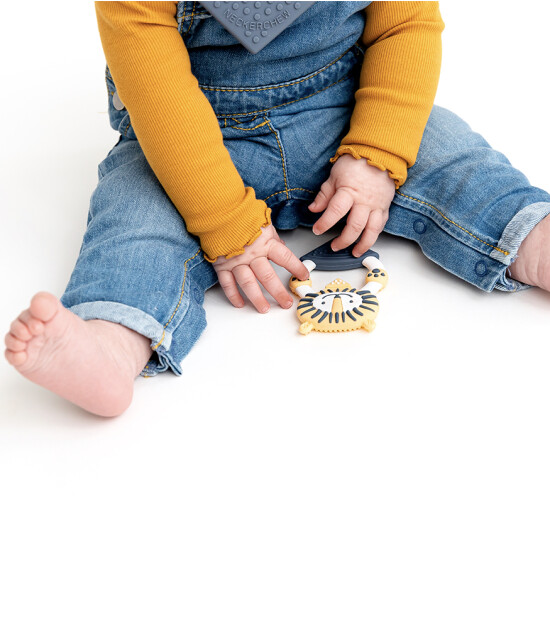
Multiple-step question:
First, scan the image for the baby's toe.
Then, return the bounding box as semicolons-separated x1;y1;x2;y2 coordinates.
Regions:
4;348;27;367
10;317;32;341
18;310;45;336
29;292;59;323
5;332;27;352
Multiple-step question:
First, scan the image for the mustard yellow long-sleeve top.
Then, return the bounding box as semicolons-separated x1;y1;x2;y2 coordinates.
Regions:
95;2;444;262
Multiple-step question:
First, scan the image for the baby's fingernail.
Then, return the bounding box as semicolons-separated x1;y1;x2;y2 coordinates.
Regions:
312;227;319;235
284;301;293;309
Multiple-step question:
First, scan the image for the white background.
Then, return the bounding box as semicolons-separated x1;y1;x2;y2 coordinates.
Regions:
1;2;549;628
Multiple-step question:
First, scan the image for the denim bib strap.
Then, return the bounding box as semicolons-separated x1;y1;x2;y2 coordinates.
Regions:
200;1;315;53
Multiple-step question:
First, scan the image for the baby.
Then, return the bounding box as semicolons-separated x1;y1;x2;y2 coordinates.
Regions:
5;1;550;417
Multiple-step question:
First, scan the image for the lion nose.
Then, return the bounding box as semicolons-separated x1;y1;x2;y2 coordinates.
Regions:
331;295;343;315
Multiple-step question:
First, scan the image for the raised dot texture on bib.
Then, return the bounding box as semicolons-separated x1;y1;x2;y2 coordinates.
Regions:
200;1;315;54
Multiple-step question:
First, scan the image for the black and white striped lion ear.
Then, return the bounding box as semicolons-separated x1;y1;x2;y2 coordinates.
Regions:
361;256;388;294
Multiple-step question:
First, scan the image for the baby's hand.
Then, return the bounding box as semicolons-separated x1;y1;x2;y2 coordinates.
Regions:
308;154;396;256
212;224;309;313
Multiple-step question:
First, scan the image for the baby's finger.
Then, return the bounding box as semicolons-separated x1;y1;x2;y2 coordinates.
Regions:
216;269;245;308
352;211;389;257
312;188;354;235
308;179;335;214
330;204;371;251
250;258;294;309
233;265;271;313
268;240;309;280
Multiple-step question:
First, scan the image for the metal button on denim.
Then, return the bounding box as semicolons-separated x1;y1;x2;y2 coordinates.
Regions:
413;219;426;234
475;261;487;276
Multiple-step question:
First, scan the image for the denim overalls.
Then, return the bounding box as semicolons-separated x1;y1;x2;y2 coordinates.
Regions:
61;1;550;377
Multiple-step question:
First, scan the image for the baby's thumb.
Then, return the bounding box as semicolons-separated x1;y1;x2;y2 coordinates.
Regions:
308;179;335;213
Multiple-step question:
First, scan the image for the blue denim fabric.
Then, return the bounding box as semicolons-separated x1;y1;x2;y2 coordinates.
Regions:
177;1;372;86
61;1;550;377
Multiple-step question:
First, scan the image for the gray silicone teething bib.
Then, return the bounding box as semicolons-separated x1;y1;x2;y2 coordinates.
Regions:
200;2;316;54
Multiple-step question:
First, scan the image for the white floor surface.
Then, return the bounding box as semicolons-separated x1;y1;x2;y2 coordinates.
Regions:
1;2;549;628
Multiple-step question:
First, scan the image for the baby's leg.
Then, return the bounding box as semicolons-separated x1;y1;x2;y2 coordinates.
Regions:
508;215;550;289
5;293;152;417
384;105;550;292
4;136;217;417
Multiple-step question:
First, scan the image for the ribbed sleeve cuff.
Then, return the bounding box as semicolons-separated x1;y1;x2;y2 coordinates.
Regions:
329;144;408;189
200;197;272;263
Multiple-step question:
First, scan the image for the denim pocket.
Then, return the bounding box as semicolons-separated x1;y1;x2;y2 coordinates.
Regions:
198;43;363;118
219;112;273;137
218;111;288;201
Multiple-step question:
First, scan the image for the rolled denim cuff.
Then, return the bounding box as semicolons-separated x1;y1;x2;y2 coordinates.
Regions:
489;201;550;292
65;301;179;377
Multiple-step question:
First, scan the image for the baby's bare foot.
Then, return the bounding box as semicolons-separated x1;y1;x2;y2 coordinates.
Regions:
508;214;550;291
4;292;152;417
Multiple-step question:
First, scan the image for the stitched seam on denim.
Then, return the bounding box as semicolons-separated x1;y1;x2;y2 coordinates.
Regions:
229;120;269;131
182;2;196;35
231;116;258;124
178;2;186;34
263;187;315;201
181;13;210;22
143;361;155;377
200;49;350;93
211;74;350;118
263;115;289;199
151;247;202;351
395;191;511;256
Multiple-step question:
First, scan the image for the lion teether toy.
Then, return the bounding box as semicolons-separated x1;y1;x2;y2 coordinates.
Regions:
289;239;388;335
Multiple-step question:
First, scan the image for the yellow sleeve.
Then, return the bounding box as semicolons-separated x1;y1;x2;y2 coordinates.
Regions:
329;1;445;189
94;1;271;262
